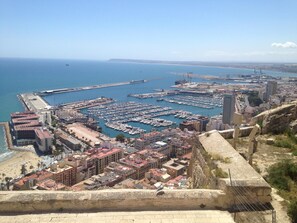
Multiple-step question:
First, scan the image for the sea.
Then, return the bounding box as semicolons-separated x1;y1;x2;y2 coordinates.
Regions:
0;58;293;160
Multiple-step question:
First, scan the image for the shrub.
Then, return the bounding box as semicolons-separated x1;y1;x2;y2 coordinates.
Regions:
288;199;297;223
267;160;297;190
214;168;228;178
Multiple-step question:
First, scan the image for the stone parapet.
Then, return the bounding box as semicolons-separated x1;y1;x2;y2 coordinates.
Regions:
0;189;229;214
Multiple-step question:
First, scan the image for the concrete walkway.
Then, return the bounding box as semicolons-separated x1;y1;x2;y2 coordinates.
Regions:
0;210;235;223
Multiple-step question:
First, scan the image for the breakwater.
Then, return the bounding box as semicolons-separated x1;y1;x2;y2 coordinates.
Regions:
38;80;147;96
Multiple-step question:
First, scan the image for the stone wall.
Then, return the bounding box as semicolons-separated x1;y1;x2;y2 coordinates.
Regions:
219;127;254;139
0;189;229;214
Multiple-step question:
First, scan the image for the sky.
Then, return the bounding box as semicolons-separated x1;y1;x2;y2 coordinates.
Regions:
0;0;297;62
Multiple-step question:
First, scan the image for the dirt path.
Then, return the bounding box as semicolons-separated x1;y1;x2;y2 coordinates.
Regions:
233;135;296;223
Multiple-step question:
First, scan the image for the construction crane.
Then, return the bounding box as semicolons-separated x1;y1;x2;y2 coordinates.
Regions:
186;72;193;83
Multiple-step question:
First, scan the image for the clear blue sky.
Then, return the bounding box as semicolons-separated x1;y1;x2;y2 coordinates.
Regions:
0;0;297;62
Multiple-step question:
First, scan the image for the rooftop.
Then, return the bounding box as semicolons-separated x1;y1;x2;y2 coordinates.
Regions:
14;171;53;187
37;179;66;191
35;128;52;140
136;149;166;160
105;162;135;175
119;154;150;168
85;147;122;160
163;159;186;171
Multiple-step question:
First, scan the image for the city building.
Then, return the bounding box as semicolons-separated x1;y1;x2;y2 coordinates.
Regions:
10;112;42;146
36;179;66;191
198;117;210;132
265;81;277;101
55;109;87;124
136;149;167;168
35;128;53;153
165;175;188;189
162;159;187;178
134;131;162;150
206;116;226;131
222;94;235;125
83;172;122;190
64;154;96;182
105;162;137;180
146;141;172;156
179;120;200;131
13;171;53;190
119;154;158;179
86;147;123;174
47;161;77;186
145;168;171;183
55;130;81;151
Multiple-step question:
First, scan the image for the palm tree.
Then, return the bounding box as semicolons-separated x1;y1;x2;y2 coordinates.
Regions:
21;164;27;175
5;177;12;190
0;182;5;190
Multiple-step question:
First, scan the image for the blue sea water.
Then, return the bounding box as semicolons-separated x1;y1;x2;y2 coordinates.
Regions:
0;58;293;155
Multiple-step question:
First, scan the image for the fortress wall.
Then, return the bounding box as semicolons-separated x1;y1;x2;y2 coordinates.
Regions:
0;189;230;214
219;127;253;139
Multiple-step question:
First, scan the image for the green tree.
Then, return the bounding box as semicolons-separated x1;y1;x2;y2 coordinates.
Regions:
116;134;125;143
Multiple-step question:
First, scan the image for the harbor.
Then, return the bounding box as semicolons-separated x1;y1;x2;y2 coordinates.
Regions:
84;100;213;136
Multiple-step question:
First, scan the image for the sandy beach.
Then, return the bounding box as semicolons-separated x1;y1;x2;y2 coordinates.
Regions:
0;151;41;181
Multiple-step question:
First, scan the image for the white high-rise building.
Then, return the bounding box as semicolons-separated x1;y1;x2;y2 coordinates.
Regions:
265;81;277;101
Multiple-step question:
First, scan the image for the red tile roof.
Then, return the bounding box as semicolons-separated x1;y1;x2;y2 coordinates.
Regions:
35;128;52;139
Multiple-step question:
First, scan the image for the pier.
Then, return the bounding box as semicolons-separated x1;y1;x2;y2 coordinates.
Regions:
37;80;148;96
18;93;51;112
60;97;114;110
0;122;13;149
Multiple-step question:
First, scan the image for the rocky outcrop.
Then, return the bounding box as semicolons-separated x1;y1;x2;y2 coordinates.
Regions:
251;102;297;134
289;120;297;134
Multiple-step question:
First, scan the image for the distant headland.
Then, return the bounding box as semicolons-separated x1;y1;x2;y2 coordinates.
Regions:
109;59;297;73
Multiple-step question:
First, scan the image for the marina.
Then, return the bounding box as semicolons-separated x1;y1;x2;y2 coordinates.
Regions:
86;102;178;135
85;101;211;136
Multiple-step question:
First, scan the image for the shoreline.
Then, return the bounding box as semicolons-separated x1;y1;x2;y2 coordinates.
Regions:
0;150;41;180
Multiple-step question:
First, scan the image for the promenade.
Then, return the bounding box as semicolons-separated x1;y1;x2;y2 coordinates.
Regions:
0;122;12;149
